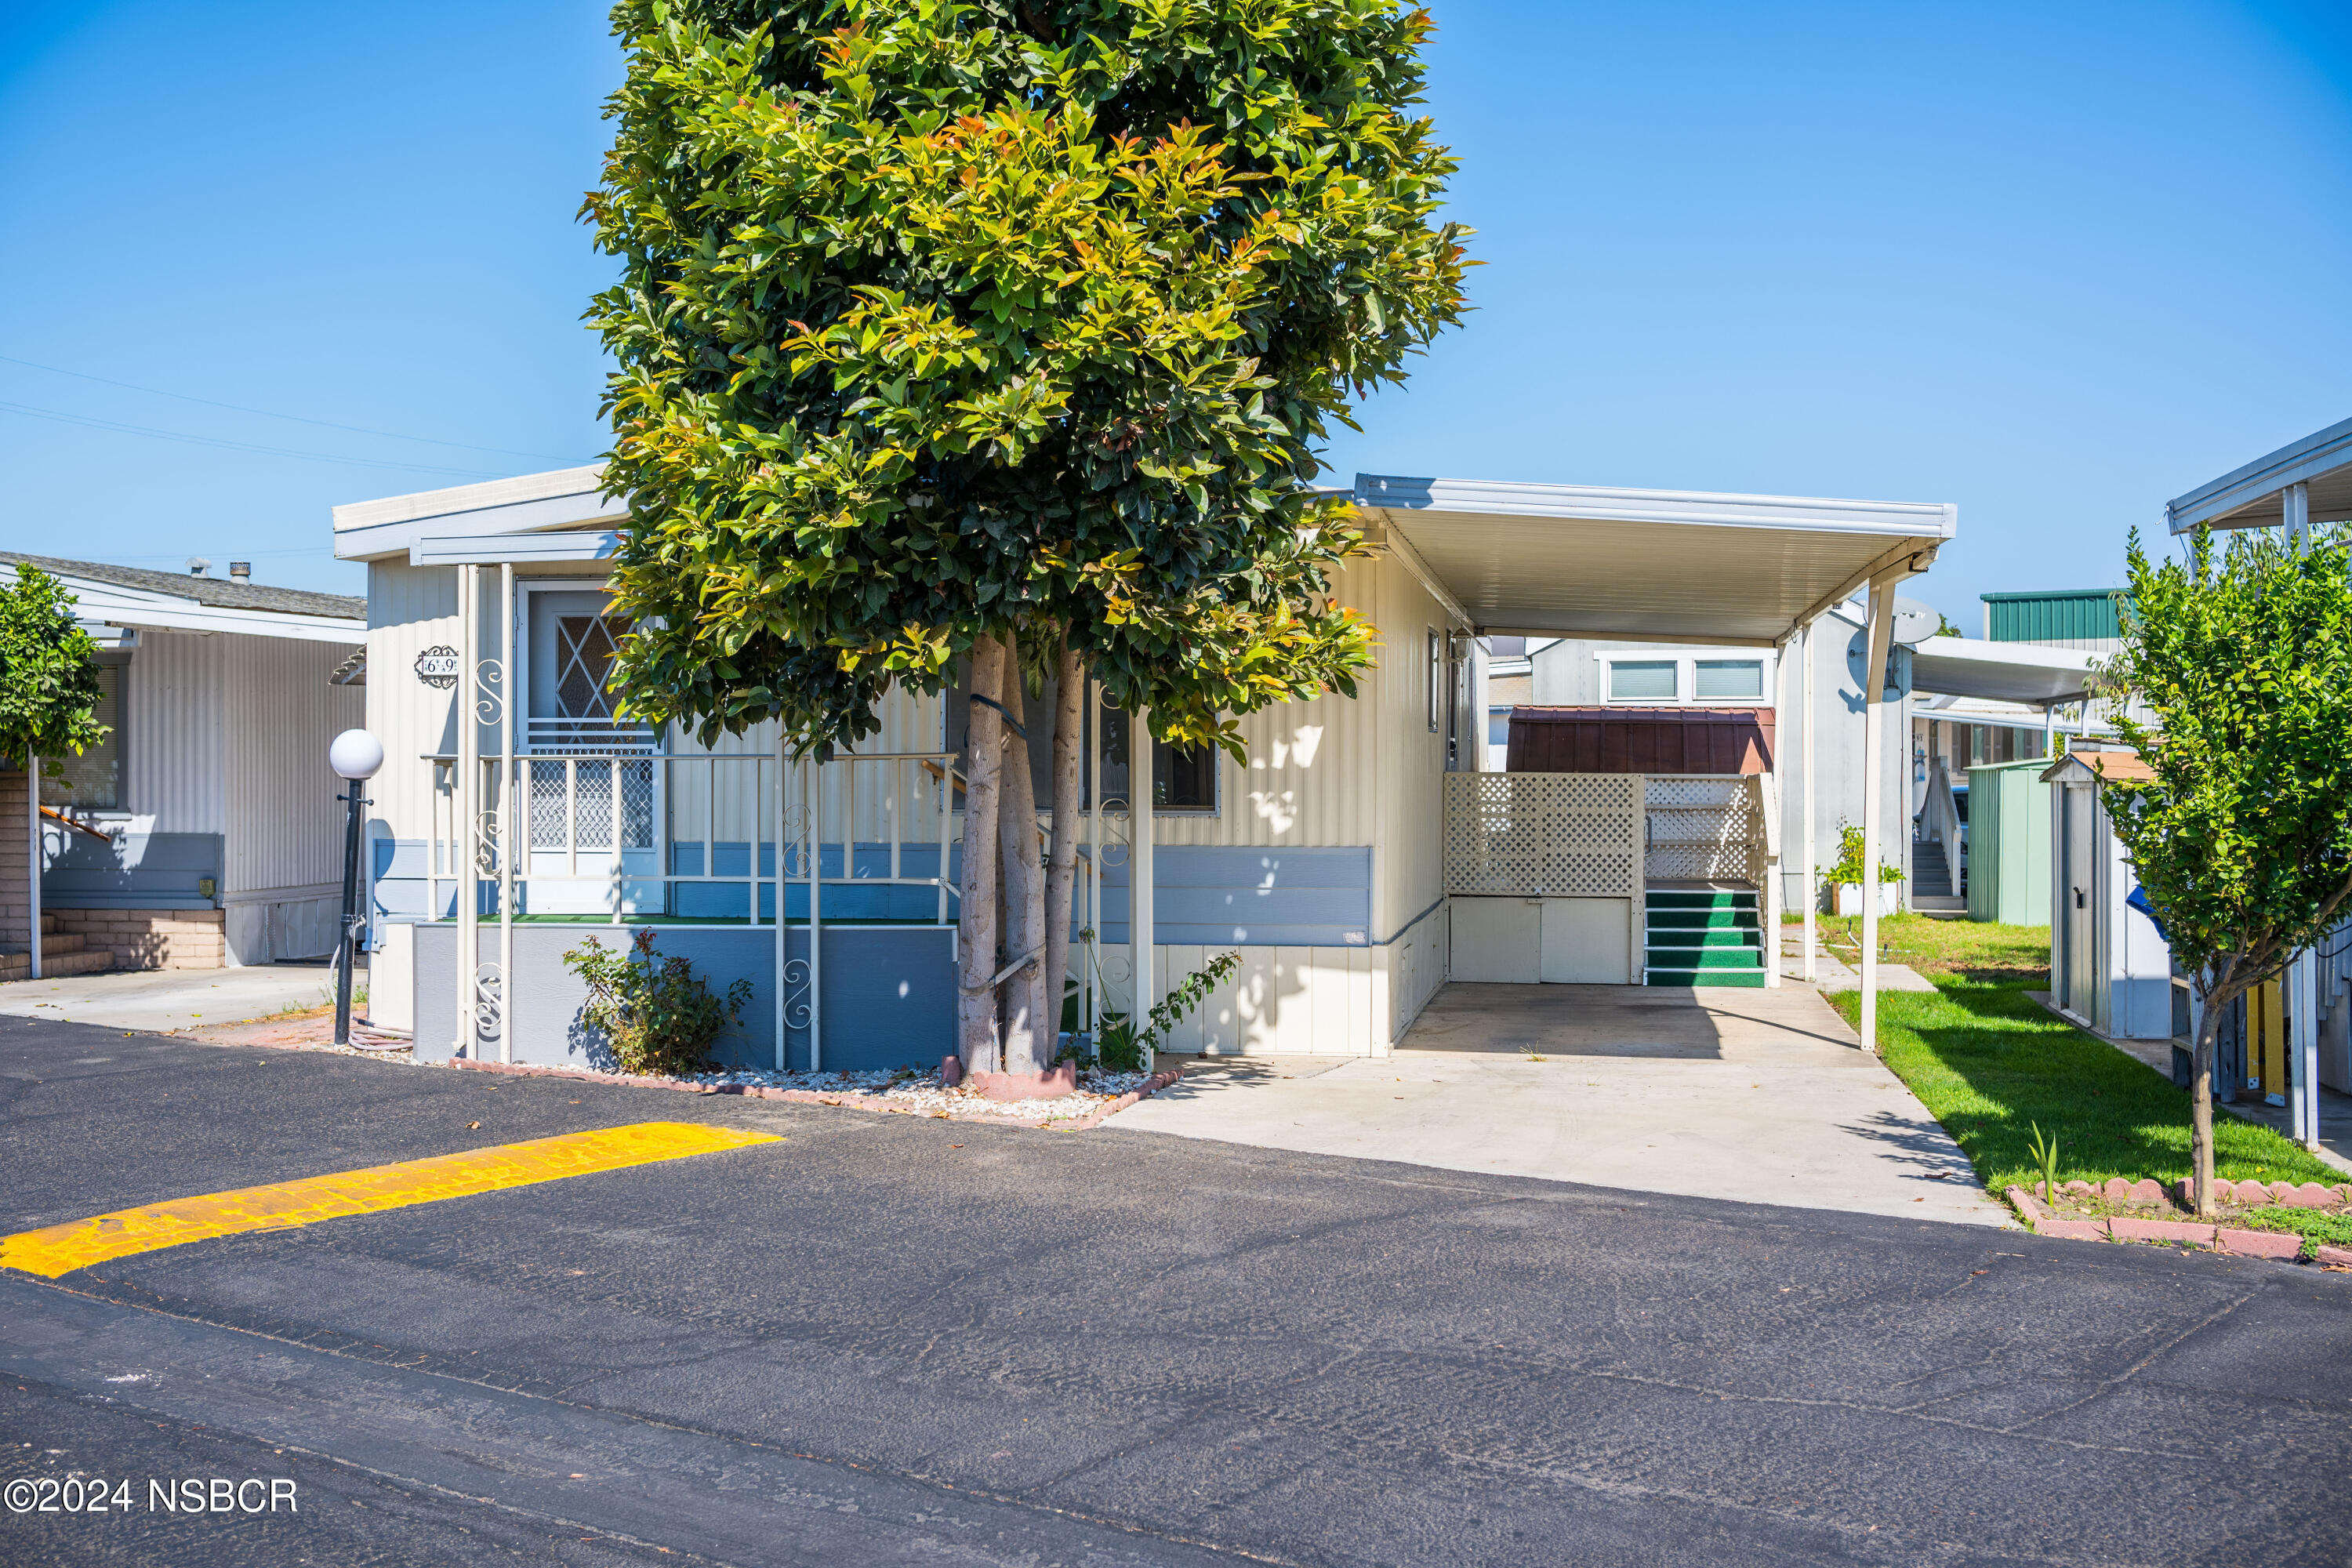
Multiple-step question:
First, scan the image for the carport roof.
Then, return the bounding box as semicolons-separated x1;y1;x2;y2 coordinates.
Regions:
2167;414;2352;533
1351;475;1955;645
1907;635;2097;706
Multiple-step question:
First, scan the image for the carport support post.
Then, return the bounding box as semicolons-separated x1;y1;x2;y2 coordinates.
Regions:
2292;947;2321;1149
1800;620;1817;984
1859;578;1900;1054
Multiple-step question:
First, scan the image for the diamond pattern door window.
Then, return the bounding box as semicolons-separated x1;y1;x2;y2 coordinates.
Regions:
555;615;628;719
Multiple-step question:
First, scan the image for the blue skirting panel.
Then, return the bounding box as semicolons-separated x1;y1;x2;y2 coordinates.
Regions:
412;921;956;1073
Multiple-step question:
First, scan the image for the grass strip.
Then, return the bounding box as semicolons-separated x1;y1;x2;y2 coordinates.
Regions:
1827;975;2339;1194
2231;1205;2352;1259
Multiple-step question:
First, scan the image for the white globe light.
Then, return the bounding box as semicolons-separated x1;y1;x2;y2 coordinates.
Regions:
329;728;385;781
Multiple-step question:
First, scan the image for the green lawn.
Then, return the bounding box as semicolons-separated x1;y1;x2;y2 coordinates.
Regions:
1825;952;2339;1195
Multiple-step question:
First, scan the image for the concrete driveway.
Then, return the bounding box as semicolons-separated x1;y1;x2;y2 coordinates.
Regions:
0;960;357;1033
1120;982;2010;1226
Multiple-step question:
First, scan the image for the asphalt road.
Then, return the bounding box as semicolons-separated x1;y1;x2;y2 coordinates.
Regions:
3;1018;2350;1567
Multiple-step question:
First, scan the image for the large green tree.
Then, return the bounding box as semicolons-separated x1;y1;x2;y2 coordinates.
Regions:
584;0;1469;1073
0;564;107;777
2103;525;2352;1214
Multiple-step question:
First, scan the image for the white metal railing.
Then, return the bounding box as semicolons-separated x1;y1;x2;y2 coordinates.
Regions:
424;750;961;921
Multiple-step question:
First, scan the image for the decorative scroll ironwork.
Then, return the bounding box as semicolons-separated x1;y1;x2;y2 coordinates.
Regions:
473;658;506;727
780;957;813;1033
473;962;504;1038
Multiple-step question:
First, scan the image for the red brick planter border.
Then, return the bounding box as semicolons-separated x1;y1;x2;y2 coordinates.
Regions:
2007;1186;2352;1267
441;1055;1185;1131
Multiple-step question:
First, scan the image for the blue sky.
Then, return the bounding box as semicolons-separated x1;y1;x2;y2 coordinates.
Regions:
3;2;2349;627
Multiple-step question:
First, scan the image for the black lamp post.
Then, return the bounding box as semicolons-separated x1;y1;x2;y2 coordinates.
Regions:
328;729;384;1046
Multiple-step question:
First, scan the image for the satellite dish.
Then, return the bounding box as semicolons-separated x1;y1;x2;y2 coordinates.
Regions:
1889;597;1941;646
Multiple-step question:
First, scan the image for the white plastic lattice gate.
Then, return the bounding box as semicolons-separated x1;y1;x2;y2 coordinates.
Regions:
1443;773;1642;896
1644;775;1766;884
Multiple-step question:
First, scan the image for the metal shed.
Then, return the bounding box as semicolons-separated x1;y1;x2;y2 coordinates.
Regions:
1963;757;2050;925
1504;707;1774;775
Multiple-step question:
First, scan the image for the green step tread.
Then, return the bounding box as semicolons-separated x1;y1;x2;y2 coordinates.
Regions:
1644;928;1762;949
1644;891;1759;910
1646;910;1762;931
1643;969;1769;988
1643;947;1764;970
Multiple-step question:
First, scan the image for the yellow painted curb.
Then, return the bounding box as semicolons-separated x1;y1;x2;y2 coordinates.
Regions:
0;1121;780;1279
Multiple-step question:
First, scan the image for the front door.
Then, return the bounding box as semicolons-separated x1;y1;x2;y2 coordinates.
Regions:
520;587;662;914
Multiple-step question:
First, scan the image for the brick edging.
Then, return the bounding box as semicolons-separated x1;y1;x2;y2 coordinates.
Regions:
444;1056;1185;1131
2006;1185;2352;1265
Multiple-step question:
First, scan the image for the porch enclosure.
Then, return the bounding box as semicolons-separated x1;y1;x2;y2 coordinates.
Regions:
402;562;1149;1074
1443;771;1777;986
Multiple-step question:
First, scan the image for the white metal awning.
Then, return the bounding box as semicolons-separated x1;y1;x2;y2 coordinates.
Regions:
2168;415;2352;533
1352;475;1955;644
1907;636;2096;706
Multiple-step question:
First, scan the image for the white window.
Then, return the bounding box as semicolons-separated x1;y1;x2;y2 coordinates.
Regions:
1693;659;1764;700
1599;650;1775;707
1607;659;1678;701
41;662;124;811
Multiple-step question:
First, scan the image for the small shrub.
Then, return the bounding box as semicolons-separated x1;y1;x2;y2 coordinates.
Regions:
1824;822;1904;885
564;929;753;1076
1096;952;1243;1073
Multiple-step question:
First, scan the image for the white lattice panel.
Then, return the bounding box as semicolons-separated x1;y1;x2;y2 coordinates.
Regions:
1644;775;1764;884
1445;773;1640;896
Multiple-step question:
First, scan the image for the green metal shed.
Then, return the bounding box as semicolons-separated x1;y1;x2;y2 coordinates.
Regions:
1965;757;2052;925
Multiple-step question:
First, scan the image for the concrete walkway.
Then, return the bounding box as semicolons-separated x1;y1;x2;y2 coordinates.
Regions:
0;960;361;1033
1120;982;2011;1226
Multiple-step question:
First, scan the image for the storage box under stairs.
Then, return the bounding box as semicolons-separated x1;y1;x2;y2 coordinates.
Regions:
1643;886;1766;988
0;916;118;983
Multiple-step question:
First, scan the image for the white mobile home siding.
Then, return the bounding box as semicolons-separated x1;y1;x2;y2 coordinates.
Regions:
125;632;225;835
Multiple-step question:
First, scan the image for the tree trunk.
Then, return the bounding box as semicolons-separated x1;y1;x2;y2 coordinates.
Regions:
2190;960;2239;1218
957;635;1005;1074
1044;641;1085;1062
996;636;1047;1075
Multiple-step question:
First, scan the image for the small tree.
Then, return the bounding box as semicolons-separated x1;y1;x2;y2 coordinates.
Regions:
2103;525;2352;1214
0;564;107;784
584;0;1468;1075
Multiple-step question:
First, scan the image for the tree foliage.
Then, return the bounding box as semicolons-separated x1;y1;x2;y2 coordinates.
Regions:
0;565;107;771
581;0;1472;754
2103;524;2352;1210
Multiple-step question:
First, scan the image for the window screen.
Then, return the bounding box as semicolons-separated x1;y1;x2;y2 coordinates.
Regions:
1098;706;1216;812
1693;659;1763;700
41;663;122;811
1608;659;1677;701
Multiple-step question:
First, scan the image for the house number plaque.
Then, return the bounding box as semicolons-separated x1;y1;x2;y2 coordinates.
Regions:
414;646;460;689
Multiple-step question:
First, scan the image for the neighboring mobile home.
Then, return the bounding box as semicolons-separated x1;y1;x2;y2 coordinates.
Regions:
333;468;1954;1069
0;554;365;979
